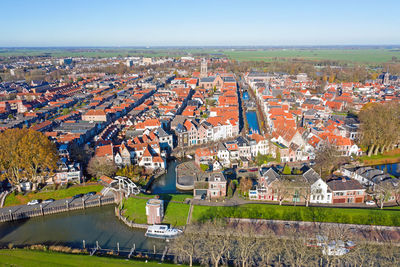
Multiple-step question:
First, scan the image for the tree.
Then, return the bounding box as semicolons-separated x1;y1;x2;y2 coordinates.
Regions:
314;144;347;178
87;156;117;178
239;177;253;196
373;181;396;209
199;220;232;267
232;222;259;267
282;164;291;174
0;129;58;191
171;224;201;267
359;102;400;156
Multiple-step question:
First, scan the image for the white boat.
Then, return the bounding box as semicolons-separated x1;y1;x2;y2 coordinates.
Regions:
145;225;182;239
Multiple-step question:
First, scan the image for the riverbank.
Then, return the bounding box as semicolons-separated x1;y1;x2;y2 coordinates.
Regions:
0;249;182;267
4;183;103;207
358;149;400;165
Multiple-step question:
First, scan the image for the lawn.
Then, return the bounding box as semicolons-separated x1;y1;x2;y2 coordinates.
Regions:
163;202;190;227
4;184;103;207
122;198;148;224
191;204;400;226
358;151;400;165
122;197;190;226
0;249;183;267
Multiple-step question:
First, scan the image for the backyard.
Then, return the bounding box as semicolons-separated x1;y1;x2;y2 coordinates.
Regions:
191;203;400;226
4;184;103;207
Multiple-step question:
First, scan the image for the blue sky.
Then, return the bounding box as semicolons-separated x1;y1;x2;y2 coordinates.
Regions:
1;0;400;46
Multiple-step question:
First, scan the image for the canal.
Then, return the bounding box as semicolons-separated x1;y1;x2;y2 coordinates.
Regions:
0;159;183;251
0;205;165;251
375;162;400;177
246;111;260;134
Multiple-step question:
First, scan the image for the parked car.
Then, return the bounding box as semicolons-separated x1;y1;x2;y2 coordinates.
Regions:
365;200;375;206
85;191;96;197
43;198;55;204
73;194;84;199
238;169;247;173
27;199;41;205
249;168;258;172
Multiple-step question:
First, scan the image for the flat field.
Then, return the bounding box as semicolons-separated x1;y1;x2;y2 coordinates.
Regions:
1;47;400;63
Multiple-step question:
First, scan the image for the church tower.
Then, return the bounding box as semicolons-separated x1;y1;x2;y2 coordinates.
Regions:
200;59;207;78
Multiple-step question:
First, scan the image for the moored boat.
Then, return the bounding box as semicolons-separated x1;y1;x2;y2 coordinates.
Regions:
145;225;182;239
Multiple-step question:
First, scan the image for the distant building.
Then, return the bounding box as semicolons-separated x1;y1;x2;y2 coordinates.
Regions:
82;109;109;122
200;59;207;78
59;58;73;65
146;198;164;224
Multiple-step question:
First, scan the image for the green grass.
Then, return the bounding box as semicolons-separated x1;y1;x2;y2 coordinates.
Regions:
1;47;400;63
358;152;400;165
163;202;190;227
122;198;148;224
4;184;103;207
122;197;189;226
223;48;400;63
0;249;183;267
191;204;400;226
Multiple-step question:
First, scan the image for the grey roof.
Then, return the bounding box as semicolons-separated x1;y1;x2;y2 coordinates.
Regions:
209;172;226;182
157;127;170;138
261;168;280;184
302;168;321;184
175;123;187;133
200;77;215;83
327;177;364;191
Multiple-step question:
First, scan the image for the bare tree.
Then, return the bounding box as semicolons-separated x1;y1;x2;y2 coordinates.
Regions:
199;220;232;267
171;224;201;266
87;156;117;178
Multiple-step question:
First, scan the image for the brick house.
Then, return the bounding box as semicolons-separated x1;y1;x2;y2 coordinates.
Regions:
207;172;227;198
327;177;366;204
82;109;109;122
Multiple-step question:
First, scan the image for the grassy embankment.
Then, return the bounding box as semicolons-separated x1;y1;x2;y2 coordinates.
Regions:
0;249;183;267
122;193;192;226
4;184;103;207
191;204;400;227
358;148;400;165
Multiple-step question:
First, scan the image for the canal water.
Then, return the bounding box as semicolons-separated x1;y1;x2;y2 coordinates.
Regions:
375;163;400;177
151;159;179;194
0;160;183;251
0;205;165;251
246;111;260;134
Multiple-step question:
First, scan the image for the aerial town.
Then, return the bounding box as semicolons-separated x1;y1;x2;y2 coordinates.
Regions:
0;53;400;266
1;1;400;266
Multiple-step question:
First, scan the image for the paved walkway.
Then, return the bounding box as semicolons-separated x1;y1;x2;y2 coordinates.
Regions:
192;192;400;210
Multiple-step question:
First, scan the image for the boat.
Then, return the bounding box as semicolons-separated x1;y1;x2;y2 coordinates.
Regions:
145;225;182;239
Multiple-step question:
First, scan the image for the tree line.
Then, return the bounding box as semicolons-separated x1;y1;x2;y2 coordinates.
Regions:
359;102;400;157
171;220;399;267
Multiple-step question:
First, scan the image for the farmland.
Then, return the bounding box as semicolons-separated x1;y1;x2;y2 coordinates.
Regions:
1;47;400;64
